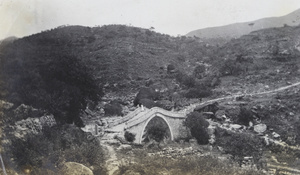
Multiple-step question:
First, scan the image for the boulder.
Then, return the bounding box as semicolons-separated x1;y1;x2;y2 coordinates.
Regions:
39;115;56;127
14;117;43;138
230;124;243;130
254;124;267;133
59;162;93;175
194;102;219;114
117;144;132;151
272;132;280;139
0;100;14;110
14;104;43;120
124;170;141;175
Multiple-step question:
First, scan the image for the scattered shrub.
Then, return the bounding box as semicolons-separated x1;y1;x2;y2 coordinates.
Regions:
104;101;123;116
116;149;264;175
175;71;196;88
193;65;206;79
138;98;156;108
124;131;136;142
133;87;159;106
167;64;176;73
237;106;255;126
185;112;209;144
219;59;244;76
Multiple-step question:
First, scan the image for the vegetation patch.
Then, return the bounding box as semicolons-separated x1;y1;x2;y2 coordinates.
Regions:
116;149;264;175
7;125;106;175
185;112;210;144
215;127;264;166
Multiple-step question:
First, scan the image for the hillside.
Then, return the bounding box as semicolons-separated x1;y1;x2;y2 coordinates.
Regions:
2;23;300;174
186;8;300;45
0;25;216;94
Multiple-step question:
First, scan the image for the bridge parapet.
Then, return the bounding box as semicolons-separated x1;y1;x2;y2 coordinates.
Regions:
107;107;142;128
125;107;186;129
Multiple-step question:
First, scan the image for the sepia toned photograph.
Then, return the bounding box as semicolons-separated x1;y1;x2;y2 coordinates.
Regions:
1;0;300;174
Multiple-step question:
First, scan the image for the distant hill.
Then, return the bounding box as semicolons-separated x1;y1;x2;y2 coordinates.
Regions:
186;9;300;44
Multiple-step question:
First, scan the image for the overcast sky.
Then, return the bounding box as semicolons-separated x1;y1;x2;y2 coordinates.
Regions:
1;0;300;39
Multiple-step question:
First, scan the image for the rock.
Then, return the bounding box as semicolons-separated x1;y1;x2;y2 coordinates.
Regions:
0;100;14;110
189;139;197;145
159;168;170;175
117;144;132;151
207;125;215;135
14;117;43;138
249;121;253;128
39;115;56;127
225;107;240;119
123;170;141;175
194;102;219;114
263;135;270;146
254;124;267;133
14;104;43;120
272;132;280;139
215;110;226;120
230;124;243;130
59;162;93;175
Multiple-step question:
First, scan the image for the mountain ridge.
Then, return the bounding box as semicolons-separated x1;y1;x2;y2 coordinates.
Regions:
186;8;300;44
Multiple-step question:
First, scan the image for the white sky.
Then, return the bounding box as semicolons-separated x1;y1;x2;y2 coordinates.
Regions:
1;0;300;39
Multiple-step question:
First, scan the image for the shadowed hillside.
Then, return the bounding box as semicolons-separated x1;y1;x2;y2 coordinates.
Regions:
0;25;217;93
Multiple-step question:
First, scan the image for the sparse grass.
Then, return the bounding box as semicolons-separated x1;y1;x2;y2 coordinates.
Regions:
116;149;265;175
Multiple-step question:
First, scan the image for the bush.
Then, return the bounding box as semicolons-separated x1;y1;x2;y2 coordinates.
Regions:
10;125;106;174
219;59;244;76
139;98;156;108
1;51;103;127
167;64;176;73
144;117;171;142
237;106;255;126
175;72;196;88
185;112;209;144
104;100;123;116
215;127;264;165
146;125;168;142
124;131;136;142
193;65;206;79
133;87;159;106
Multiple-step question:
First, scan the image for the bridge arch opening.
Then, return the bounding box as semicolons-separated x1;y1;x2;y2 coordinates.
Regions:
141;115;173;143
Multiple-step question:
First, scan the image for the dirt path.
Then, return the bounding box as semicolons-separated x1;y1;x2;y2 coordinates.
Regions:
100;141;120;175
182;81;300;114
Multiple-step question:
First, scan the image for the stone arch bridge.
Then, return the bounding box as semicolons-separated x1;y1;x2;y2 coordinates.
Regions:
104;107;189;144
